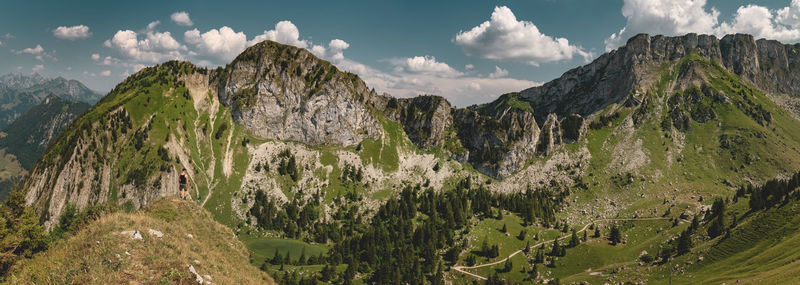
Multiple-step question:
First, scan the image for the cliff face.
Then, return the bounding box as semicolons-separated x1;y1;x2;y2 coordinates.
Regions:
217;41;383;147
0;95;90;169
520;33;800;122
25;34;800;228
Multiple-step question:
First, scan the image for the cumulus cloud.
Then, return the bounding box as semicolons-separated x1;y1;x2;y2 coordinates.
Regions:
606;0;800;51
0;40;4;47
91;53;119;65
309;39;350;62
465;64;474;70
184;26;248;62
249;21;309;48
488;66;508;78
390;56;463;78
100;70;111;76
170;11;193;26
18;44;44;55
717;4;800;42
104;23;186;63
186;21;315;63
454;6;591;66
32;64;44;72
605;0;718;51
176;19;537;106
53;25;92;40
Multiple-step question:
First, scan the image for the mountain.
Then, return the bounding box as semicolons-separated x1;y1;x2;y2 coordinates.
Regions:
18;34;800;283
1;94;91;169
0;95;90;201
0;73;101;129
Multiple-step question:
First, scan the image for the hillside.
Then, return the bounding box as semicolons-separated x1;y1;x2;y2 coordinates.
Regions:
0;95;90;200
6;197;275;284
18;34;800;284
0;73;101;130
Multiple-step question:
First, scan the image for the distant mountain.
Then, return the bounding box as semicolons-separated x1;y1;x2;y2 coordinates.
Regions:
0;95;89;200
0;73;102;129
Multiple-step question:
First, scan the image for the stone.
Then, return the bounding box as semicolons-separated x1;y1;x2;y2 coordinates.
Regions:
148;229;164;238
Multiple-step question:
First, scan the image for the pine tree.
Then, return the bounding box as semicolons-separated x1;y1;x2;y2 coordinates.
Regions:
432;261;444;285
583;230;588;241
593;226;601;238
569;229;579;247
550;238;560;256
609;225;621;245
503;258;513;272
501;223;507;233
297;246;307;265
707;215;725;239
271;249;282;265
677;229;693;255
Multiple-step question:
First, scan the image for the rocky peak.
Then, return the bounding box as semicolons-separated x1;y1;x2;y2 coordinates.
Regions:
217;40;383;146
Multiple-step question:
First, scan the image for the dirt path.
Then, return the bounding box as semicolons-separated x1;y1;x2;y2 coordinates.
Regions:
452;217;671;280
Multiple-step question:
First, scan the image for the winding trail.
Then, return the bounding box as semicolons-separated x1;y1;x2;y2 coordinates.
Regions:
452;217;671;280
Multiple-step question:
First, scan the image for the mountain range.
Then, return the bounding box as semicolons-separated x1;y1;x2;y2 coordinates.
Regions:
11;33;800;283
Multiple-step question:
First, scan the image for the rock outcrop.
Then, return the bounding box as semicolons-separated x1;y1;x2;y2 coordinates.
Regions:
217;41;383;147
382;95;454;150
520;33;800;121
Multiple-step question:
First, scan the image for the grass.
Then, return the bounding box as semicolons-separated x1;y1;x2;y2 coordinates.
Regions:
239;235;328;266
7;198;275;284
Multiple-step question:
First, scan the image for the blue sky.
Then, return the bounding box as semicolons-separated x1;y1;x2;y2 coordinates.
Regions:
1;0;799;106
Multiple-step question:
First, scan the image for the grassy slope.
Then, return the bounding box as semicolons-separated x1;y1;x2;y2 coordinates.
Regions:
7;198;274;284
451;52;800;283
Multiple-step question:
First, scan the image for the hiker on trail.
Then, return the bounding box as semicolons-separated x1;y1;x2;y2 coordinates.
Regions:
179;168;189;200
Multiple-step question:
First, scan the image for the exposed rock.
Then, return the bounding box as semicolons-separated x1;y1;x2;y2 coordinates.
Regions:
120;230;143;240
218;41;383;147
560;114;586;143
148;229;164;238
382;95;454;150
537;114;562;155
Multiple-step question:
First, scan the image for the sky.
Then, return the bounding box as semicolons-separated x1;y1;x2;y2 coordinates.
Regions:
2;0;800;106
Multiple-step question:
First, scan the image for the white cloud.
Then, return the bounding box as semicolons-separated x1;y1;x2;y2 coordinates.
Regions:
67;66;71;71
0;40;3;47
390;56;463;78
309;39;350;62
465;64;474;70
91;53;119;65
170;11;193;26
454;6;591;66
18;44;43;55
53;25;92;40
179;19;536;106
606;0;800;51
32;64;44;72
488;66;508;78
185;21;315;63
605;0;718;51
717;4;800;42
184;26;248;62
250;21;309;48
4;33;12;39
777;0;800;28
146;21;160;31
100;70;111;76
104;24;186;63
